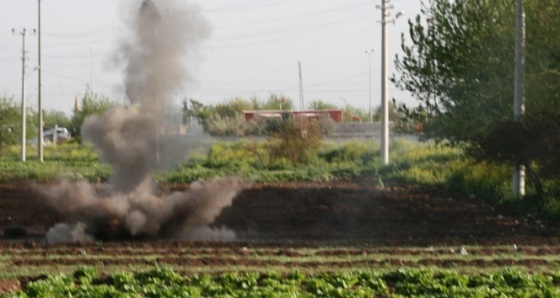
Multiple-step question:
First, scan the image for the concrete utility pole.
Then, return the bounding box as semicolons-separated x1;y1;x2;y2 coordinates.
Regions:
13;28;36;162
513;0;526;197
38;0;44;162
376;0;403;165
365;49;374;122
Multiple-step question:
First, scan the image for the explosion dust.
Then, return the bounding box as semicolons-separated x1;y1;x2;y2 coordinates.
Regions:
36;0;246;244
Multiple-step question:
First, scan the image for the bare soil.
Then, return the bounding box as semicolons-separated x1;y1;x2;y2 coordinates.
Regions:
0;175;559;246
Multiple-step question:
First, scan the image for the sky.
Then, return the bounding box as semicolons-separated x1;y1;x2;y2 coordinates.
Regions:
0;0;423;116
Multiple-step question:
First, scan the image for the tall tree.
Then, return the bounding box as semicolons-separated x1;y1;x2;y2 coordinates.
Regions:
394;0;560;144
394;0;560;200
393;0;515;144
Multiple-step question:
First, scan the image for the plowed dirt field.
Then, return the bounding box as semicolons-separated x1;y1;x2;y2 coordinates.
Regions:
1;175;560;293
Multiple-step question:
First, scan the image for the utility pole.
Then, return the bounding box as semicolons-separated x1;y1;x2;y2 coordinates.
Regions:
298;61;304;111
513;0;525;197
38;0;44;162
13;28;36;162
365;49;374;122
376;1;403;165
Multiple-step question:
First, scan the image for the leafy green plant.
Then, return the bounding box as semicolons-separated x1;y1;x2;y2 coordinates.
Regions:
73;267;99;285
11;268;560;297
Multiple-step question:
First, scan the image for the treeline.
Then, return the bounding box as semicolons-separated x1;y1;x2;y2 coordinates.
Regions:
0;93;116;152
184;94;411;136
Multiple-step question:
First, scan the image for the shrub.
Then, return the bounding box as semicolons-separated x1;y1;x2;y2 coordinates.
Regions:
268;118;323;165
319;141;376;165
447;160;512;202
202;113;257;136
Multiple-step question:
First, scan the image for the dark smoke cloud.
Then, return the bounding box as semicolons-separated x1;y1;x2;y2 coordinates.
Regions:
82;107;157;192
35;1;245;243
39;178;245;243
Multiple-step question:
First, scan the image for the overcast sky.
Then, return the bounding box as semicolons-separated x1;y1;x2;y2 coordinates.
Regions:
0;0;422;116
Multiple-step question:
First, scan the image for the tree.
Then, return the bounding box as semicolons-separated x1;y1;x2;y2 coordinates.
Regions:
394;0;560;144
0;96;21;153
214;97;252;118
70;93;117;138
0;96;38;153
393;0;516;144
308;100;337;110
394;0;560;200
43;109;71;130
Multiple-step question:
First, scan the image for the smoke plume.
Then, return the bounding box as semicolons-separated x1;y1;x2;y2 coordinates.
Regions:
36;1;245;243
120;0;211;113
40;178;244;243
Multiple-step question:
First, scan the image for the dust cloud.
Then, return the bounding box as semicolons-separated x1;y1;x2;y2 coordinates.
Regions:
40;178;244;243
119;0;211;112
37;1;245;244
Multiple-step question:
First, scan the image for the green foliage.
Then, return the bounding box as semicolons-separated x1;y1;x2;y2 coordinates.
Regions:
447;160;512;201
382;140;462;185
255;94;293;110
162;138;381;183
477;114;560;203
198;95;297;136
73;267;99;285
203;140;265;171
42;109;71;131
202;113;258;136
0;96;38;153
213;97;253;118
0;96;21;153
0;143;109;183
308;99;337;110
319;141;377;166
70;92;118;138
10;267;560;297
2;135;559;218
268;118;323;165
394;0;560;201
23;274;75;297
394;0;516;144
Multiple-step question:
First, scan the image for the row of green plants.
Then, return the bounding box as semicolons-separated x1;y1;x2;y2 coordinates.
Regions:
9;266;560;297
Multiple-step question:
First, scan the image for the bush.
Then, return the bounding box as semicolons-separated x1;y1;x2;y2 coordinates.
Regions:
446;160;512;202
268;118;323;165
319;141;376;165
203;113;258;136
382;140;462;185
